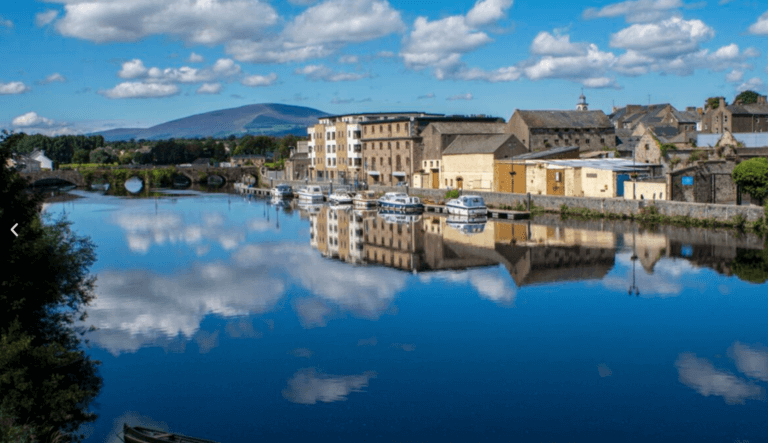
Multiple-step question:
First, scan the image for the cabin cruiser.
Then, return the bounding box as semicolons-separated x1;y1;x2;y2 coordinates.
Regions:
446;215;488;234
446;195;487;216
377;192;423;212
271;184;293;199
296;185;324;202
328;189;354;205
378;212;422;224
353;190;378;208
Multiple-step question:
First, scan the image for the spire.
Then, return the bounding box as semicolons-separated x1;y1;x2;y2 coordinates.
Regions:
576;89;588;111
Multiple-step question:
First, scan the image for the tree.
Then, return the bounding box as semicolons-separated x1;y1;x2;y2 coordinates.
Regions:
72;148;90;164
706;97;726;110
0;130;102;442
732;157;768;204
734;90;759;105
89;148;116;164
732;246;768;284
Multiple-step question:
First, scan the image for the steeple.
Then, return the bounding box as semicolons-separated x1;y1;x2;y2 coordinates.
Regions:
576;89;588;111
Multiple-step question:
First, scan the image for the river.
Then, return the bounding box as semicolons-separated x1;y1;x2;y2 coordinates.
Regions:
43;189;768;443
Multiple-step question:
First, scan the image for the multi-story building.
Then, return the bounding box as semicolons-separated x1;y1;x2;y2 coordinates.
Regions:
701;96;768;134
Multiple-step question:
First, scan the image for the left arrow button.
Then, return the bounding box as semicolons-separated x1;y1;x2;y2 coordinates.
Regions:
11;223;18;237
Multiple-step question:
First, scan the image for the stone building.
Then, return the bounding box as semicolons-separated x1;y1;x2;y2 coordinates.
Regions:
701;96;768;134
439;134;525;191
506;109;616;153
669;160;743;204
610;104;700;133
284;141;310;180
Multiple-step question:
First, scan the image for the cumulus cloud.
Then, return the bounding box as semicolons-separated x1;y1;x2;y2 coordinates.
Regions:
583;0;685;23
51;0;278;44
226;0;404;64
0;81;31;95
295;64;370;81
0;16;13;29
118;59;148;79
737;77;764;93
748;11;768;35
282;368;377;404
12;111;54;127
196;83;222;94
446;93;473;101
676;353;765;405
188;52;204;63
530;32;587;56
339;55;359;64
465;0;514;27
610;17;714;58
35;10;58;27
525;43;618;88
36;73;67;85
99;82;180;99
241;73;278;87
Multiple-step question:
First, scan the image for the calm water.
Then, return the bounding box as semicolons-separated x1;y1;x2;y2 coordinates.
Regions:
44;190;768;443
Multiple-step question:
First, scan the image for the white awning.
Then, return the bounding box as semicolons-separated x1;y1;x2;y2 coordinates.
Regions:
367;171;380;176
392;172;406;177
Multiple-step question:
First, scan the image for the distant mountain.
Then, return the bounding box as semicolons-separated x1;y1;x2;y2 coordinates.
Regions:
93;103;328;141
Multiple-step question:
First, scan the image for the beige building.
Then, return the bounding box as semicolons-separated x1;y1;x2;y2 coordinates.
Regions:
624;179;668;201
440;134;525;191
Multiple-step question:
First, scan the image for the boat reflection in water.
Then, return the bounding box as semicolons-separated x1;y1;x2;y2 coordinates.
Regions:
446;215;487;235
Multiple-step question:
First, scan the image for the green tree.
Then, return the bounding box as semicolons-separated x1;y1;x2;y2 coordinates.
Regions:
89;148;116;164
732;157;768;204
734;90;759;105
0;130;102;442
732;246;768;284
72;149;90;164
706;97;726;110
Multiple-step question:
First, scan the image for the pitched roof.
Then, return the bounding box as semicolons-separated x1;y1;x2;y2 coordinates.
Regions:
443;134;518;155
726;103;768;115
512;145;579;160
423;121;506;135
515;110;612;129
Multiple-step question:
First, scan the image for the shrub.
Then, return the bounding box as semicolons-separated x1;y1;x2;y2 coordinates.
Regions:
732;158;768;204
445;189;459;199
659;143;677;157
732;214;747;231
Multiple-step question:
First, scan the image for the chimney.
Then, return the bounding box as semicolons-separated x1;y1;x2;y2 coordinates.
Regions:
719;97;725;109
758;95;767;105
686;107;696;113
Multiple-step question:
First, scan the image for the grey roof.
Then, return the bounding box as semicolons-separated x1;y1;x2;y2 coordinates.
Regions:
610;104;700;127
516;110;612;129
651;126;679;139
726;104;768;115
423;121;506;135
443;134;518;155
545;158;658;172
512;145;579;159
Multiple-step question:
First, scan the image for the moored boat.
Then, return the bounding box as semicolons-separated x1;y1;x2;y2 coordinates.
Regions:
328;190;354;205
446;215;488;234
123;424;220;443
446;195;487;216
377;192;423;212
353;190;378;208
296;185;324;202
378;212;422;224
271;184;293;199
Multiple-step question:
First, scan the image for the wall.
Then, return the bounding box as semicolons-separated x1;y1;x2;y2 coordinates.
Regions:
625;181;667;201
442;153;494;191
580;167;616;198
525;162;548;195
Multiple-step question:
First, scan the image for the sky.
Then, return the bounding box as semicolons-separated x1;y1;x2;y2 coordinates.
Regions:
1;0;768;135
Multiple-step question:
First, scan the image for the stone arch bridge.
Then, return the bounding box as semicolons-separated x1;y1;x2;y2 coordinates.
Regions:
20;166;261;188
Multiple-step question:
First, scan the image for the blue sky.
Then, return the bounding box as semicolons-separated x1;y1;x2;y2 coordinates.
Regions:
1;0;768;135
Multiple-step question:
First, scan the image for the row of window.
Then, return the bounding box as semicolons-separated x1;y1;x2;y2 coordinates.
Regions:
368;156;410;168
364;141;411;150
363;123;407;135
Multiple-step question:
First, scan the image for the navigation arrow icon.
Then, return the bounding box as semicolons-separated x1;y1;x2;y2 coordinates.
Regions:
11;223;18;237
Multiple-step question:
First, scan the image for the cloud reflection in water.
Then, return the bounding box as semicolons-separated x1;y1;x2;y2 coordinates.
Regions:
282;368;377;405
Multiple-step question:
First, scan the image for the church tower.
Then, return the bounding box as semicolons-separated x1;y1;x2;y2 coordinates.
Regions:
576;90;588;111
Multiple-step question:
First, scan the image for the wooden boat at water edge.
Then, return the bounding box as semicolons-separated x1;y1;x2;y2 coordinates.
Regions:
123;424;220;443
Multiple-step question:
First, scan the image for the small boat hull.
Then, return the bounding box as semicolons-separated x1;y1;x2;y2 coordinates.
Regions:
446;204;487;216
123;424;220;443
378;201;424;212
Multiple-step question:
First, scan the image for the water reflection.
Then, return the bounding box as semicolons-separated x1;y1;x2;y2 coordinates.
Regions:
676;352;766;405
124;176;143;193
282;368;377;405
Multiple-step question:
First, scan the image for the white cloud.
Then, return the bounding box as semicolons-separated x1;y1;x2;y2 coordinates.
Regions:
118;59;148;79
583;0;685;23
36;73;67;85
530;32;587;56
196;83;222;94
226;39;334;64
0;16;13;29
417;93;435;99
525;44;618;85
452;66;521;82
446;93;473;101
339;55;359;64
52;0;278;44
676;353;765;405
99;82;180;99
295;64;369;81
610;17;714;58
377;50;395;58
581;77;621;89
288;0;318;4
12;111;54;127
188;52;204;63
35;10;58;27
0;81;31;95
737;77;764;93
282;368;376;404
465;0;514;27
729;342;768;382
401;15;492;72
241;73;278;87
748;11;768;35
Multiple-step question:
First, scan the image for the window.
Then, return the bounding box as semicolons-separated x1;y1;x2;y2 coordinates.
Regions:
388;157;392;166
445;179;448;186
586;139;590;144
645;144;649;150
555;172;561;182
379;125;383;132
396;142;400;149
379;142;383;150
600;138;605;144
388;124;392;132
430;160;433;167
388;142;391;149
396;123;400;132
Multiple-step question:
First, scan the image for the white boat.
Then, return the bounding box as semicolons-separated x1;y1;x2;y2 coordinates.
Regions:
296;185;324;202
378;192;423;212
328;190;354;205
446;195;487;216
271;184;293;199
378;212;422;224
353;190;378;208
446;215;487;234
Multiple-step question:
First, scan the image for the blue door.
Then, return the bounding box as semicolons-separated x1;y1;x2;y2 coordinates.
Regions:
616;174;630;197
